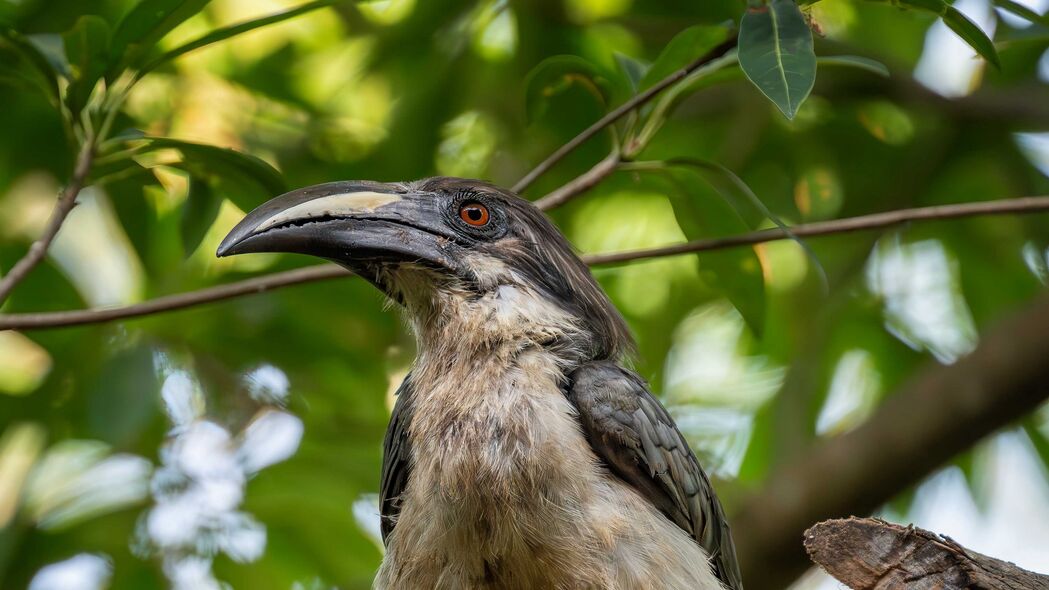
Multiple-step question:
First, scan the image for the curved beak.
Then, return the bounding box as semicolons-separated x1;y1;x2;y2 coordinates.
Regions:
217;181;469;275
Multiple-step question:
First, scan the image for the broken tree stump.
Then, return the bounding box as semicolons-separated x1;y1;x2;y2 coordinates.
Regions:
804;517;1049;590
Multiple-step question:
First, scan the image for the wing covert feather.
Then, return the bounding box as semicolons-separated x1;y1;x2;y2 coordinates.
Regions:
379;375;413;543
567;362;744;590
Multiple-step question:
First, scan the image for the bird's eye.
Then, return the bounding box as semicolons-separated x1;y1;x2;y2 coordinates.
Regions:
458;202;490;227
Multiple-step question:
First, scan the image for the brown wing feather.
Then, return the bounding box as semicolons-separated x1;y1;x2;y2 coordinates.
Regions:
380;375;413;542
567;361;744;590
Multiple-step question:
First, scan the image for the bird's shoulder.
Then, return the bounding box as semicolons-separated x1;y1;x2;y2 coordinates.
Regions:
565;361;744;590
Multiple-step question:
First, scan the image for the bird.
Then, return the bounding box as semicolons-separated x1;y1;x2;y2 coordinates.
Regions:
218;177;744;590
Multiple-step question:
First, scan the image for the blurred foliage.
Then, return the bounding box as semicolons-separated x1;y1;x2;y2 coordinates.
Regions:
1;0;1049;588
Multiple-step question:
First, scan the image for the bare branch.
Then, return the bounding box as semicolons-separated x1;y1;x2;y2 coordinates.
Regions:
0;265;348;330
731;293;1049;590
2;195;1048;330
583;194;1049;265
535;151;621;211
805;518;1049;590
0;139;95;304
511;37;738;195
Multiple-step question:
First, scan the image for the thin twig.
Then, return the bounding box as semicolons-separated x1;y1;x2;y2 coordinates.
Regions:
0;265;349;330
0;139;96;304
535;151;621;211
583;195;1049;265
511;37;738;195
2;195;1048;330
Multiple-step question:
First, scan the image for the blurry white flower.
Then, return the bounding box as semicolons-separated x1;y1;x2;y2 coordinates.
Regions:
29;554;112;590
238;410;304;474
244;364;290;405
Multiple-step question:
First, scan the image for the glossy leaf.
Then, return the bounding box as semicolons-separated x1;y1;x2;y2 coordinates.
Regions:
524;55;614;124
180;177;224;257
942;6;1001;68
639;24;733;91
817;55;890;77
738;0;816;120
63;16;111;117
994;0;1049;26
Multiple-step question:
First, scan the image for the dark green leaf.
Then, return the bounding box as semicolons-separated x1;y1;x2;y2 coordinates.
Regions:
655;171;767;335
0;28;61;102
639;24;733;91
739;0;816;119
180;176;224;257
943;6;1001;68
1023;420;1049;482
524;55;614;125
108;0;213;75
63;16;111;117
817;55;890;77
994;0;1049;26
141;0;336;75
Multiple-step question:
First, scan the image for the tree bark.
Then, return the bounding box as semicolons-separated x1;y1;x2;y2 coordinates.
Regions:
730;294;1049;590
805;518;1049;590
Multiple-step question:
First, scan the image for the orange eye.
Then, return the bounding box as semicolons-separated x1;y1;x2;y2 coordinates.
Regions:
459;202;490;227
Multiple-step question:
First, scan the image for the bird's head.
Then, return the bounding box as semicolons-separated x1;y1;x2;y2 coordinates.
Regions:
218;177;632;362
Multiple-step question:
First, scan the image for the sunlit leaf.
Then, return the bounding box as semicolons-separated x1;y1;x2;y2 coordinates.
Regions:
63;16;111;117
738;0;816;120
524;55;614;124
138;137;286;210
142;0;337;75
180;177;223;257
639;24;733;91
817;55;890;77
108;0;213;76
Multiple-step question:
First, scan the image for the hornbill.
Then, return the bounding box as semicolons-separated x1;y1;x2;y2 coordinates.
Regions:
218;177;744;590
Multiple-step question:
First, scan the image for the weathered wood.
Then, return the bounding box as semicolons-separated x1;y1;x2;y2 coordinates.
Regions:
804;518;1049;590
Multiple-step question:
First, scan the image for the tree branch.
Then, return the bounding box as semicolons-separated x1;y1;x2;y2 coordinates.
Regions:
731;294;1049;590
0;265;349;330
0;139;95;304
534;151;621;211
2;195;1048;330
805;518;1049;590
511;37;738;195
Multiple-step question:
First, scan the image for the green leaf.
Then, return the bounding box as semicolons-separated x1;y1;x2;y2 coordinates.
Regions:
0;28;61;102
108;0;213;75
613;52;648;93
639;24;733;91
943;7;1001;68
817;55;890;77
652;171;767;335
141;0;337;75
181;176;224;257
890;0;1001;67
994;0;1049;26
524;55;614;125
739;0;815;120
63;16;111;117
139;137;285;210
